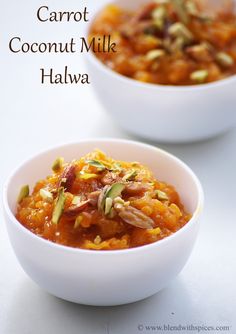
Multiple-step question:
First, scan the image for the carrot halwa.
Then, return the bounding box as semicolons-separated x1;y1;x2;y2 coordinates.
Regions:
16;150;191;250
89;0;236;85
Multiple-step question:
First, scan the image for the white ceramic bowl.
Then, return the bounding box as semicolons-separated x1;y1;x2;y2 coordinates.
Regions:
86;0;236;143
3;139;204;306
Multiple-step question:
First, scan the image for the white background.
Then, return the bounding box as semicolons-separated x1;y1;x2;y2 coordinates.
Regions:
0;1;235;333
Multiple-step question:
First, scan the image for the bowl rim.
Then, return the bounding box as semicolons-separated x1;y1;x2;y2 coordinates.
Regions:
87;48;236;92
3;138;204;256
85;3;236;92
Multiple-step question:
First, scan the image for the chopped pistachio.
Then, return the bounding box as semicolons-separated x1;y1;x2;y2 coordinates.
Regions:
185;0;198;16
52;157;64;172
17;185;29;203
197;15;212;23
106;183;125;200
39;188;53;203
148;182;155;186
171;0;189;24
152;6;166;30
79;172;99;180
105;197;113;215
74;215;83;229
190;70;208;83
86;160;106;171
152;6;166;20
110;162;123;172
100;160;112;169
122;170;138;181
98;183;125;215
168;22;193;42
155;19;165;30
146;49;166;61
172;36;185;51
72;196;82;205
94;235;102;245
52;187;66;224
216;52;234;68
155;190;169;201
185;1;211;22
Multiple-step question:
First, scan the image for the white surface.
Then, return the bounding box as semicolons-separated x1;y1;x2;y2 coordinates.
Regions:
3;140;203;306
0;0;236;333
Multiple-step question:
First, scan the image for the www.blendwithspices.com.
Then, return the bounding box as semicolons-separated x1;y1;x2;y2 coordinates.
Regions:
137;323;231;333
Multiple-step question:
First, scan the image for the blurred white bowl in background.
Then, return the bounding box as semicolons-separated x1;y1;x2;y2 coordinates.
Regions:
85;0;236;143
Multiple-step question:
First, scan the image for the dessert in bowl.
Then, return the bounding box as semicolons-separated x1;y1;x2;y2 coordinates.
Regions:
86;0;236;142
3;139;203;305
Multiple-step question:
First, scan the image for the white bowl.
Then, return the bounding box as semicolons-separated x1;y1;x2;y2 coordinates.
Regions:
86;0;236;143
3;139;204;306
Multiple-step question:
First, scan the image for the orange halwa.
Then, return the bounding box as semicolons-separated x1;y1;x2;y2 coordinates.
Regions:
89;0;236;85
16;150;191;250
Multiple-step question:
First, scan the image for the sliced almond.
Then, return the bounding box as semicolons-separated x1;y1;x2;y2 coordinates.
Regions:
64;200;90;217
114;204;155;229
